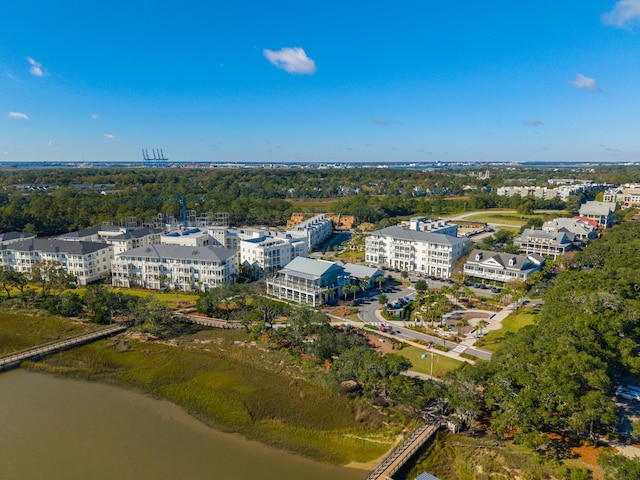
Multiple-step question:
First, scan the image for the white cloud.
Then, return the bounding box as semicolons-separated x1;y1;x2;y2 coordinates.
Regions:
522;119;543;127
104;133;120;141
48;140;56;147
91;114;100;120
568;73;601;91
602;0;640;28
7;111;29;120
27;57;45;77
372;118;390;125
263;47;316;74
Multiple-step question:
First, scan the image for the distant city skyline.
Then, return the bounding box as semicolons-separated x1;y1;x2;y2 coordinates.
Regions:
2;1;639;163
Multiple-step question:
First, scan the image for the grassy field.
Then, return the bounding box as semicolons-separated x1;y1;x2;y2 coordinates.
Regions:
0;307;100;355
476;308;538;352
23;326;395;465
106;287;200;307
463;210;564;226
397;346;463;378
287;198;341;212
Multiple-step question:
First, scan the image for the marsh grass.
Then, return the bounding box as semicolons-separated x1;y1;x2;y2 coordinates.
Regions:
0;307;99;355
28;328;393;464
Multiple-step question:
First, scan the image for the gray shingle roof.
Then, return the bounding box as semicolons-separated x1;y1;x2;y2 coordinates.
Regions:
116;244;236;263
108;227;163;241
369;226;467;246
466;249;544;270
514;228;572;245
2;238;111;255
0;231;35;242
579;201;616;215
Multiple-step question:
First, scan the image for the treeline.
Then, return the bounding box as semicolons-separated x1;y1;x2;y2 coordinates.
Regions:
0;165;598;236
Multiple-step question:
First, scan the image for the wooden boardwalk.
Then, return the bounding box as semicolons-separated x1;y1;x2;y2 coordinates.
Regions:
178;313;243;329
365;416;445;480
0;324;128;371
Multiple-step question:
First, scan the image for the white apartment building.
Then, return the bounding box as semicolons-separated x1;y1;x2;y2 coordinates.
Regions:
111;244;238;292
406;217;458;236
161;228;211;247
286;214;333;250
365;226;470;279
240;234;308;278
58;225;163;255
0;231;36;246
0;238;113;286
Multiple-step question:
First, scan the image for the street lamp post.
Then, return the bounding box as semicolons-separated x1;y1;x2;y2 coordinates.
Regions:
430;350;434;380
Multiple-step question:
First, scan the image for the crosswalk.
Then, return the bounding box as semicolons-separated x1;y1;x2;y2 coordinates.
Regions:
452;344;467;354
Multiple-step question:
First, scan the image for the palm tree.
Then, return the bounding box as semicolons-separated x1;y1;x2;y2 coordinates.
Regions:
375;275;384;291
378;293;388;307
476;320;489;338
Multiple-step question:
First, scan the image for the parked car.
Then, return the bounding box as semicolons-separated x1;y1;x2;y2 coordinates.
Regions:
616;386;640;401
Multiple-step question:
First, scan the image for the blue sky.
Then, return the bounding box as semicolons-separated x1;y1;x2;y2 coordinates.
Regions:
1;1;639;163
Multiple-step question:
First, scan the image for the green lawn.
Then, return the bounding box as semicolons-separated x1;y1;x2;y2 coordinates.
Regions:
476;308;538;352
106;287;199;307
397;346;463;378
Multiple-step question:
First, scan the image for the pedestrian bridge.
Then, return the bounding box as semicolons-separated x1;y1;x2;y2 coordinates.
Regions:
365;415;446;480
0;324;129;371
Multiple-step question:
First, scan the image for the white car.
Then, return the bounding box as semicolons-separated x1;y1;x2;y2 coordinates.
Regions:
616;386;640;401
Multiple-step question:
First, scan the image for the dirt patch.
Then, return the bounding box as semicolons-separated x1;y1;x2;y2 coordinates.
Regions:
571;443;610;466
364;333;395;354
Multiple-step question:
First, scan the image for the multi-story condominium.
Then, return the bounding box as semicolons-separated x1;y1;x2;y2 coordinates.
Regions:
266;257;351;307
463;249;544;284
406;217;458;236
513;228;573;259
208;226;308;249
161;228;211;247
58;225;163;255
0;238;113;285
365;226;470;279
111;244;238;292
0;231;36;246
240;234;308;278
542;217;597;241
496;183;597;201
603;184;640;209
286;214;333;250
579;201;616;228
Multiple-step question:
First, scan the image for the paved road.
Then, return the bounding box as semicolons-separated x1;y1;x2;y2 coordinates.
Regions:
358;284;493;361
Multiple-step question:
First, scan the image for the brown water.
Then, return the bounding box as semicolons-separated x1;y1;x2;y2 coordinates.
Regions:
0;370;365;480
